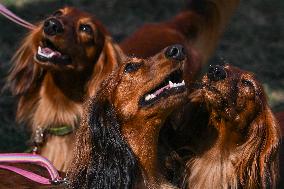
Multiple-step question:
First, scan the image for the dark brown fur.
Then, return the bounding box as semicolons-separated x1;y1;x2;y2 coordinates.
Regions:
68;46;189;189
183;64;281;188
7;7;122;171
276;112;284;134
275;112;284;188
7;0;239;173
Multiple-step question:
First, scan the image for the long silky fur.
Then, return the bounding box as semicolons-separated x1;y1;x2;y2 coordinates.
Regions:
6;26;44;96
68;75;141;189
183;78;280;189
236;106;280;188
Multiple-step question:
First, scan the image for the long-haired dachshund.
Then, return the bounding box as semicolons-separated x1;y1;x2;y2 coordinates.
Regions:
68;45;188;189
120;0;240;83
6;0;239;172
7;7;122;171
183;64;281;188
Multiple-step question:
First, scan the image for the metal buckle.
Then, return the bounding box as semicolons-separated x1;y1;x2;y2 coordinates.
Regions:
51;177;69;185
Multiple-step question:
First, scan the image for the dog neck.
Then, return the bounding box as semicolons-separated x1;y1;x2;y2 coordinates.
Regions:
122;117;169;188
186;118;241;189
31;72;84;171
40;133;75;171
32;72;83;130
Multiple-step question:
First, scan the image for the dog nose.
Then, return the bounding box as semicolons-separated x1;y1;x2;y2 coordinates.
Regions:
207;65;227;81
43;18;63;36
165;44;186;61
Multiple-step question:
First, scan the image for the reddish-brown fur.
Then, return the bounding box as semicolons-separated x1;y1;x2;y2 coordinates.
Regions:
120;0;240;68
68;46;190;189
275;112;284;187
276;112;284;134
182;64;281;188
7;0;239;172
7;7;122;171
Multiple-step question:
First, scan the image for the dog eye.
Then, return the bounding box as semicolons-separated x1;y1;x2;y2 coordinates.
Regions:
79;24;93;35
241;79;254;88
53;10;63;17
124;63;142;73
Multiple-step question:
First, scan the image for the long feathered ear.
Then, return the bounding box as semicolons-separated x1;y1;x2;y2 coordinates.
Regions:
68;96;141;189
6;28;44;95
87;36;123;97
237;106;281;188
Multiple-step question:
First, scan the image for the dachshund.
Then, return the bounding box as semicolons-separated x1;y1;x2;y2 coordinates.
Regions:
68;45;189;189
7;7;122;171
6;0;240;172
120;0;240;67
181;64;281;188
0;45;190;188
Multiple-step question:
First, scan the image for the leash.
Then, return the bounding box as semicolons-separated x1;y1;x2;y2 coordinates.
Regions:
0;153;67;185
0;3;35;30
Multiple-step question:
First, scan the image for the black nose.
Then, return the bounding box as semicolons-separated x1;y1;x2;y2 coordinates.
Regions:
165;44;186;61
43;18;63;36
207;65;227;81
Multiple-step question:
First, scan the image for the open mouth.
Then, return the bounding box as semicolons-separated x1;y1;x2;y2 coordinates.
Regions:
139;69;186;107
35;38;71;65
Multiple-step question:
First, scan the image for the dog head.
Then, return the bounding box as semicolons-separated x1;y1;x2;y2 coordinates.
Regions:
35;7;107;71
190;64;281;188
69;44;188;188
197;64;266;129
113;44;188;122
8;7;120;95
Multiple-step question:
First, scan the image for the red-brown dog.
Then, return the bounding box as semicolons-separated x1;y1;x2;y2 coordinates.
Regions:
7;7;122;171
7;0;239;172
69;45;189;189
183;64;280;188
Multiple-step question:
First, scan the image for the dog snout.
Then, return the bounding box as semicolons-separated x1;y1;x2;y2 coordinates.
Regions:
207;65;227;81
165;44;186;61
43;18;64;36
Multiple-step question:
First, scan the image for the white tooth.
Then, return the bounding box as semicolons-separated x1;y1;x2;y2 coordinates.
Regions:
151;94;156;99
38;51;44;56
145;95;151;101
49;52;55;58
182;80;185;85
38;47;42;55
169;81;174;88
173;83;177;87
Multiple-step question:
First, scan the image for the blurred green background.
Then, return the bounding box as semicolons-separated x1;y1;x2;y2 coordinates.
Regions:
0;0;283;152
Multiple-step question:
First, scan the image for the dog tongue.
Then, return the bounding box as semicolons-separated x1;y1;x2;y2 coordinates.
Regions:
38;46;61;58
154;84;170;96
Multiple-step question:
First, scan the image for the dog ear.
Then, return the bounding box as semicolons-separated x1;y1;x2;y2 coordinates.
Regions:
87;36;124;97
68;96;140;189
237;106;280;188
6;29;44;95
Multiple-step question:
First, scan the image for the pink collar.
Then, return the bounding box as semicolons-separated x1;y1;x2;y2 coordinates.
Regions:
0;153;67;185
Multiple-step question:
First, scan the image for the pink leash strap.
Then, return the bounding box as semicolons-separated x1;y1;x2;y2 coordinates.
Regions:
0;153;66;185
0;3;35;30
0;164;52;185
